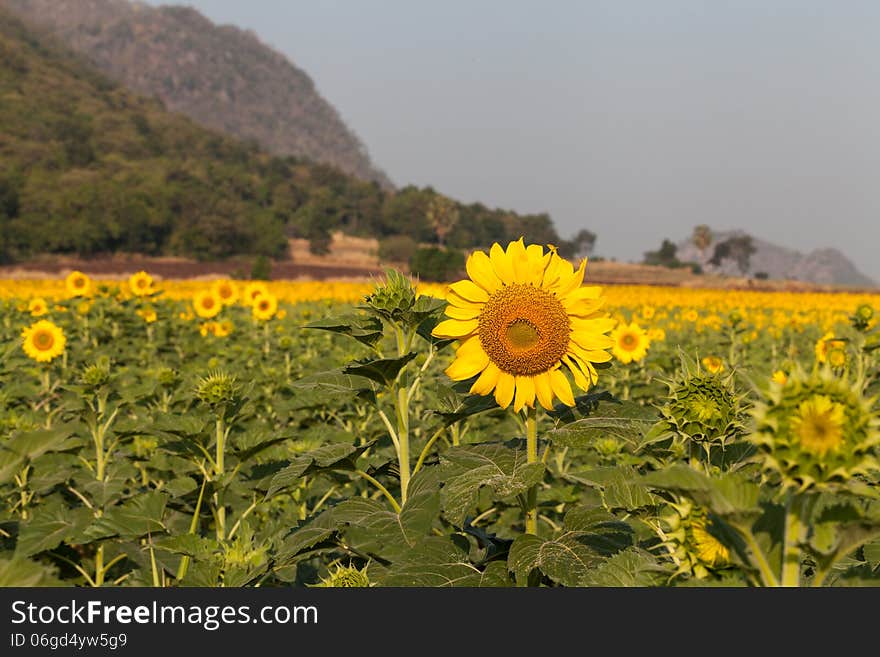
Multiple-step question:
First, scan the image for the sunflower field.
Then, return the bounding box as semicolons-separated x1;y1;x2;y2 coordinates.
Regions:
3;239;880;588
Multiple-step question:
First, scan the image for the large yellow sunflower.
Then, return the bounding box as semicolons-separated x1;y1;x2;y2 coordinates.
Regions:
610;321;650;364
22;319;66;363
252;292;278;321
193;289;223;319
212;279;239;306
432;239;615;412
65;270;92;297
129;271;155;297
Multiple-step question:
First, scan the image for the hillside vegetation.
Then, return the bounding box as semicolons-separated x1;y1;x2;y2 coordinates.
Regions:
0;8;563;264
1;0;391;187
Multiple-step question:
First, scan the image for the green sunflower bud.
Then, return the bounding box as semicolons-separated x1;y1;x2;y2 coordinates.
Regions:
747;364;880;493
195;370;239;408
362;269;418;323
658;498;731;580
80;360;111;388
314;563;371;588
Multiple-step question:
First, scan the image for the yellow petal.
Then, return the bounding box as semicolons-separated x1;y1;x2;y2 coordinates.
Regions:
432;318;479;338
542;253;573;290
557;258;587;297
456;335;486;360
446;291;484;310
448;280;489;303
466;250;501;294
494;372;516;409
563;355;592;391
570;332;615;351
444;304;481;320
570;343;613;364
445;349;489;380
489;241;515;284
513;375;536;413
508;238;531;283
470;361;501;395
549;369;576;407
533;372;556;411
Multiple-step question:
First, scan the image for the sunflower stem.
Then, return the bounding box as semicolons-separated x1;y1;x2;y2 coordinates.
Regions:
781;493;807;587
525;405;539;536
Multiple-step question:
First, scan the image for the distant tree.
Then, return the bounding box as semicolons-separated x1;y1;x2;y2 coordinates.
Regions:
643;239;680;268
692;224;713;262
709;235;756;274
557;229;597;260
426;194;460;247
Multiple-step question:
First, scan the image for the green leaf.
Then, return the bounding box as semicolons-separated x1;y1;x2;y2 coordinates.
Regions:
567;466;659;511
154;534;218;559
343;352;418;387
0;553;68;586
430;385;499;426
0;428;74;484
383;536;508;586
163;477;198;497
305;314;384;348
507;532;602;586
80;491;168;541
15;501;93;558
264;441;375;498
546;398;658;448
439;441;545;526
641;464;761;517
580;548;670;587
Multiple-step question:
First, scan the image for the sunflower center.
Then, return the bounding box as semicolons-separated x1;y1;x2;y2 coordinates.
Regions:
73;277;85;288
620;333;637;350
203;297;215;309
34;330;54;351
137;278;147;289
478;283;570;376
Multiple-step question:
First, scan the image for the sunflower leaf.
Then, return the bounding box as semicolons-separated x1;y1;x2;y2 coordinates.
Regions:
304;314;384;348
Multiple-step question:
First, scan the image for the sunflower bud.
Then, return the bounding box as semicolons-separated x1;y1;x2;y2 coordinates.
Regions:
747;364;880;493
658;499;731;580
80;360;111;388
195;370;239;408
362;269;418;323
314;563;371;588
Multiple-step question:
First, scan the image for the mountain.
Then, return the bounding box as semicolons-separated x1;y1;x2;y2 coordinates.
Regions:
0;7;560;264
0;0;392;188
675;229;877;289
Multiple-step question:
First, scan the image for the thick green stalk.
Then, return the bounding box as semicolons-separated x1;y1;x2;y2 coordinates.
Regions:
214;416;226;541
396;387;410;505
781;494;805;587
525;405;539;535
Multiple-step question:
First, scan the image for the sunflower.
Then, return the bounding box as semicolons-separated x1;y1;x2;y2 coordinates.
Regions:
65;270;92;297
610;321;650;364
193;289;223;319
129;271;155;297
28;297;48;317
790;395;845;457
701;355;724;374
212;279;239;306
431;239;615;412
771;370;788;385
137;307;158;323
21;319;66;363
252;292;278;321
242;282;269;306
814;331;844;364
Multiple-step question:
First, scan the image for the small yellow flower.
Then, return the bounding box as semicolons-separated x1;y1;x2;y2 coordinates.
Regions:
28;297;48;317
129;271;155;297
137;307;158;323
702;355;724;374
214;320;233;337
771;370;788;385
212;279;239;306
193;289;223;319
814;332;844;364
252;292;278;321
65;270;92;297
610;321;650;364
21;319;66;363
242;282;269;306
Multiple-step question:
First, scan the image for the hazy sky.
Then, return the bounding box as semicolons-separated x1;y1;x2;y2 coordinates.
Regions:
145;1;880;282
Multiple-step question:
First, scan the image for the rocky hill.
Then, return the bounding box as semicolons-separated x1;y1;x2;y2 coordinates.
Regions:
0;0;392;188
675;229;877;289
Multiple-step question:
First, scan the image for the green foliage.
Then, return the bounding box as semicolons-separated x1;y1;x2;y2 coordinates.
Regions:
377;234;418;264
409;247;465;282
0;9;566;264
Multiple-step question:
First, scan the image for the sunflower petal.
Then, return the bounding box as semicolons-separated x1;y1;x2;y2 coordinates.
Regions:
513;375;536;412
466;250;501;294
448;280;489;303
508;238;531;283
549;369;576;407
432;318;478;339
470;361;501;395
490;242;515;283
494;372;516;409
556;257;587;297
533;372;556;411
444;348;489;380
444;304;481;320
